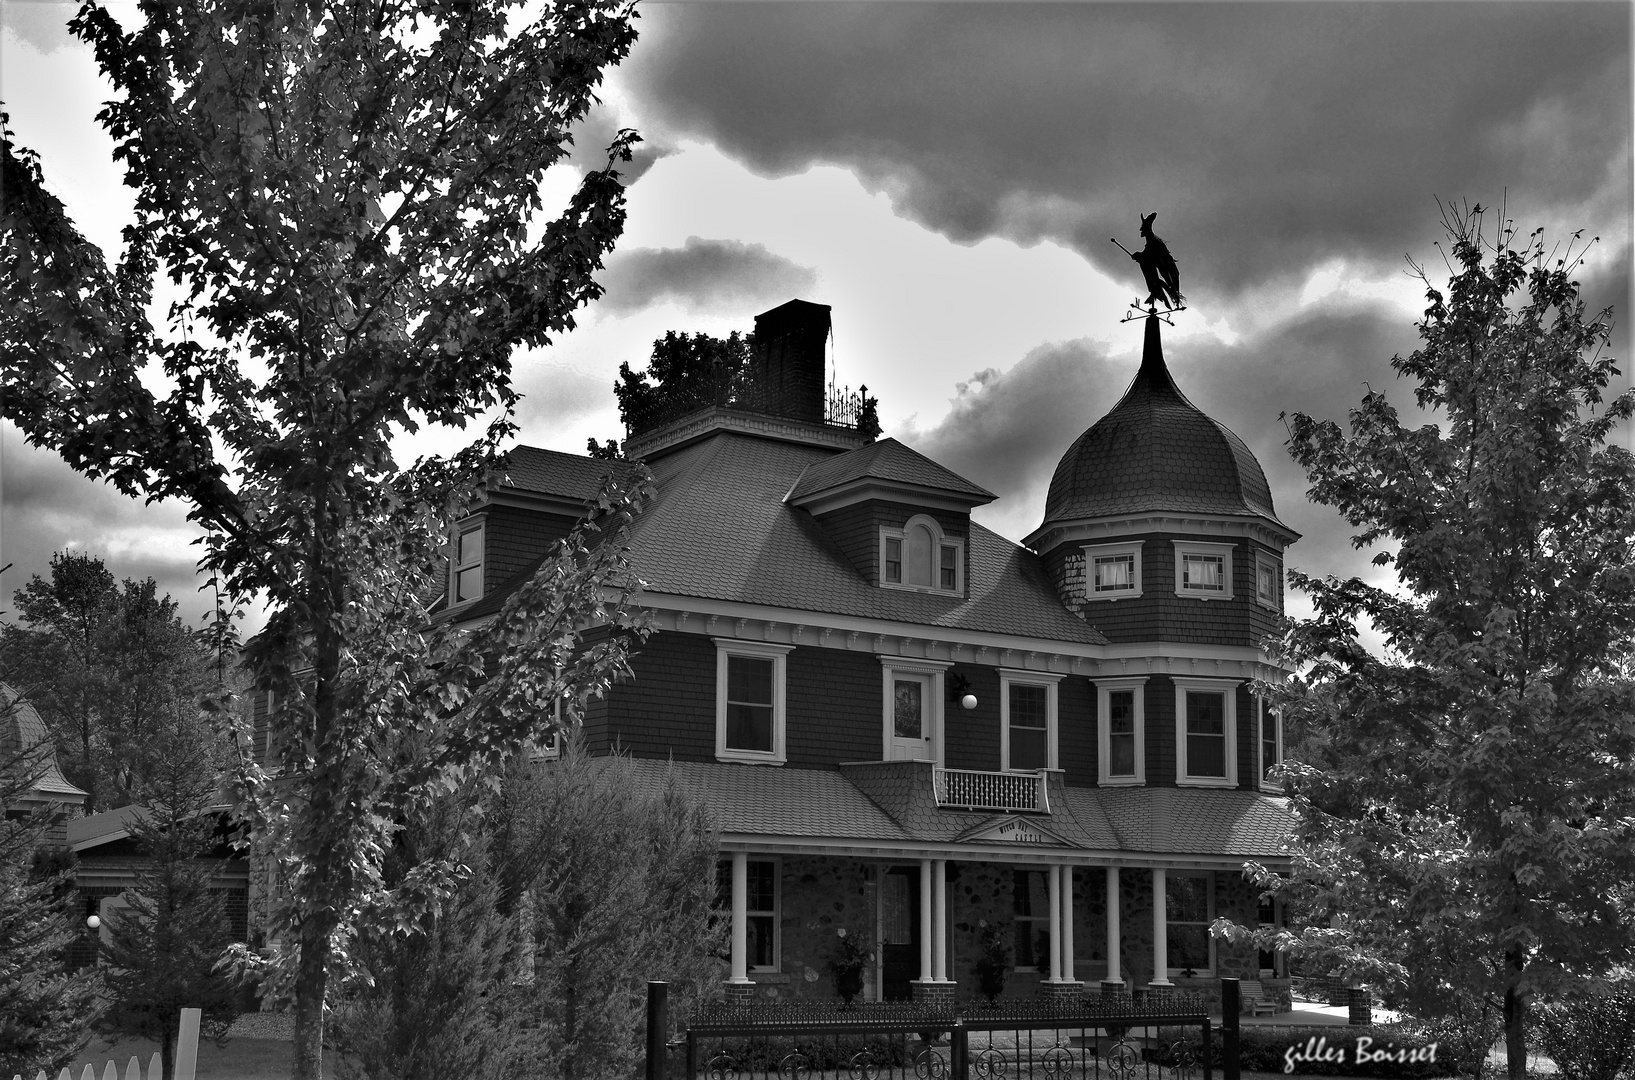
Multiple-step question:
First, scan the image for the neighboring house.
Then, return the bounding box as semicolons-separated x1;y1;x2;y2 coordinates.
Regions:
1;682;88;846
64;803;251;968
274;299;1299;1007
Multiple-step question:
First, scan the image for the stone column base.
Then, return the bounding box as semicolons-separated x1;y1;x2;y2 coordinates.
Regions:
1348;987;1372;1026
1040;980;1084;1005
723;981;757;1005
911;980;956;1007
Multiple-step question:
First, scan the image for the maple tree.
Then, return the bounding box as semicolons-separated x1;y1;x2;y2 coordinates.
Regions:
1224;206;1635;1079
1;2;646;1076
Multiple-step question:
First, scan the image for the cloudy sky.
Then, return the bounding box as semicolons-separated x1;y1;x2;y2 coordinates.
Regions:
2;1;1631;638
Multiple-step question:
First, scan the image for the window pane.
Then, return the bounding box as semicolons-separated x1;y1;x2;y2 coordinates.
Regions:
747;861;777;912
885;538;902;583
748;914;776;968
1167;875;1209;921
1010;727;1049;770
1096;555;1134;591
940;545;958;590
457;528;481;565
1015;922;1050;970
728;656;774;705
1014;870;1047;916
1187;734;1225;777
1168;925;1210;971
906;524;934;586
893;679;923;739
726;704;773;752
1262;707;1280;779
1109;733;1136;776
1108;691;1134;734
1258;563;1276;600
1010;685;1048;729
456;564;482;602
882;873;913;944
1184;554;1225;591
1187;692;1224;733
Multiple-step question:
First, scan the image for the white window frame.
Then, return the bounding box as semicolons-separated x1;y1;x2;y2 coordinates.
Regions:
998;669;1063;772
880;657;950;764
1256;696;1283;790
1173;677;1239;788
451;520;485;605
879;515;963;596
1254;550;1281;611
530;695;563;761
1097;677;1147;786
715;640;794;765
1173;540;1234;601
1012;867;1052;973
1083;541;1143;601
1165;871;1217;977
718;856;781;973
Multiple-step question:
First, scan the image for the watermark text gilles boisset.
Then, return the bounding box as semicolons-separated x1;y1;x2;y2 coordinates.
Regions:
1284;1035;1439;1074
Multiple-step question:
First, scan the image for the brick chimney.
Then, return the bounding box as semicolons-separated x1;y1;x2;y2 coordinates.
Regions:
752;299;830;424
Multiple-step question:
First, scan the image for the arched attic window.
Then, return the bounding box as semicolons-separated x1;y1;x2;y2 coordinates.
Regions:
880;515;963;596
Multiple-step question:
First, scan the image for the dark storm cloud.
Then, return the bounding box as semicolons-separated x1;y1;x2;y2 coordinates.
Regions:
900;303;1425;585
1;425;214;627
628;3;1632;299
594;236;820;315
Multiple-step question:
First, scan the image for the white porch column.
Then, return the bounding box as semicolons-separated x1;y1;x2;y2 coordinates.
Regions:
1151;867;1172;986
1105;866;1121;984
1061;864;1076;982
918;859;933;983
729;851;750;983
1047;864;1062;982
931;859;948;981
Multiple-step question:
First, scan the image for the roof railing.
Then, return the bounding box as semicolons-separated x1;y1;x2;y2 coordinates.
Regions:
933;768;1049;814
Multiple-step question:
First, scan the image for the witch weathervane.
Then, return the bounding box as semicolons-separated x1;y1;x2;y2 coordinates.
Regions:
1111;213;1185;322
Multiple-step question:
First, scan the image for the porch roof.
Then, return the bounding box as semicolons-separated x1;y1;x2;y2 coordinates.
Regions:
627;759;1293;860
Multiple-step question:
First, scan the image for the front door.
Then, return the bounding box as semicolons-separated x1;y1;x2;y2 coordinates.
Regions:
888;673;934;760
880;867;921;1001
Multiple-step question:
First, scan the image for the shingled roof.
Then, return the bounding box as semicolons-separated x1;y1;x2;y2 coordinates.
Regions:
499;445;641;501
1;683;87;802
468;434;1104;644
786;438;995;506
1041;316;1287;529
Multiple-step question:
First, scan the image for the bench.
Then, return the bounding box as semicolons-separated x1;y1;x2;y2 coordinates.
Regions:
1240;979;1281;1015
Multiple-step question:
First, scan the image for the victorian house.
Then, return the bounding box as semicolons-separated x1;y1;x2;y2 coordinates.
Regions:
441;299;1297;1007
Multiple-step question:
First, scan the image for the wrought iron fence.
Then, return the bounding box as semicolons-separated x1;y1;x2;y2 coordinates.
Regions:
622;363;876;437
680;997;1213;1080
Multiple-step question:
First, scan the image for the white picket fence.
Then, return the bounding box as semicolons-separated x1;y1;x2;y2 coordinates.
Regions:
12;1008;199;1080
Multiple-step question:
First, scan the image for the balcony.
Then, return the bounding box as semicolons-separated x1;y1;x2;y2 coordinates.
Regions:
933;768;1050;814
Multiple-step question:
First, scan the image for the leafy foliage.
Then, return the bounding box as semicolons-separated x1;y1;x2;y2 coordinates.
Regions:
3;2;645;1076
1219;205;1635;1079
827;927;872;1004
2;552;230;813
330;797;523;1080
614;330;758;431
1533;977;1635;1080
490;739;723;1080
973;923;1014;1002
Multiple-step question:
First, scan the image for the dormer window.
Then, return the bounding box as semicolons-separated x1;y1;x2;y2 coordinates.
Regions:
880;516;962;595
452;521;485;604
1173;541;1234;600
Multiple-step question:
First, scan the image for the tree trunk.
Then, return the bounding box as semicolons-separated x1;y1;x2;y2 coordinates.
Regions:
1504;972;1527;1080
161;1022;175;1080
293;912;331;1080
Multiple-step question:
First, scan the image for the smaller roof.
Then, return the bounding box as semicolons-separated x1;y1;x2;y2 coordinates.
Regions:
1;683;87;801
498;446;641;501
66;802;236;852
1071;786;1295;859
786;438;995;507
620;758;913;842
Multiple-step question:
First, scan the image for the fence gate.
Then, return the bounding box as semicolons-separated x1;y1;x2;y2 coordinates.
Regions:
657;991;1217;1080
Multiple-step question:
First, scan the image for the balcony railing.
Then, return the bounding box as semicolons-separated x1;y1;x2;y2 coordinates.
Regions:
933;768;1049;813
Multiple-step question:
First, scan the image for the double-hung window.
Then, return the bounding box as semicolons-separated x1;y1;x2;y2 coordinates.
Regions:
1254;550;1281;610
880;515;963;595
715;641;793;764
1012;869;1051;972
1258;697;1282;788
1000;670;1061;772
1173;541;1234;600
1097;677;1147;785
1166;873;1214;975
1083;542;1143;600
452;521;485;604
1173;678;1238;787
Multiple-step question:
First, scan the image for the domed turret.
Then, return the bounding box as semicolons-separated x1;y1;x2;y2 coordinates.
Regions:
1025;315;1297;645
1042;316;1280;528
